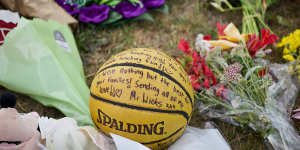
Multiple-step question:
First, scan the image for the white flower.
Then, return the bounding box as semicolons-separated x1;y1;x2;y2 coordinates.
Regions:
195;33;211;54
255;49;272;58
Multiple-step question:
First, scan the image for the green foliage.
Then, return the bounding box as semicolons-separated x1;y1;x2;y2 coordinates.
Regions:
94;0;142;7
134;12;154;22
67;0;93;7
101;11;123;25
152;4;169;14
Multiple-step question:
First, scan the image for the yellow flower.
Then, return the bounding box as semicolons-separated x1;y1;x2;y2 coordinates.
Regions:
283;55;295;61
221;23;245;43
278;29;300;62
283;47;290;54
207;40;239;50
277;29;300;49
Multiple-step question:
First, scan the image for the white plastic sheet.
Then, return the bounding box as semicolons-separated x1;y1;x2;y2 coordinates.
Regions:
169;126;231;150
110;125;231;150
38;117;117;150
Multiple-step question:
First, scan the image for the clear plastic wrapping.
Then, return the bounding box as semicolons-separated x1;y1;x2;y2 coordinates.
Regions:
198;62;300;150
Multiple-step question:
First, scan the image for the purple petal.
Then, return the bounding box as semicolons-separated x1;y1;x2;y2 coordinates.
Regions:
79;4;110;23
56;0;79;16
70;8;80;16
113;1;146;18
142;0;165;8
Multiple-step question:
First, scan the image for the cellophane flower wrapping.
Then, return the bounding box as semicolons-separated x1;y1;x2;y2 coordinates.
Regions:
177;22;300;150
197;47;300;150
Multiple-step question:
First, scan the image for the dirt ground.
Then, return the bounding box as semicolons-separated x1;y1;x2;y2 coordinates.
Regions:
1;0;299;149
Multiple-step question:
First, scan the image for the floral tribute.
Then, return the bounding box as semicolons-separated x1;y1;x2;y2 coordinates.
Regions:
56;0;167;24
277;29;300;120
177;23;300;150
278;29;300;62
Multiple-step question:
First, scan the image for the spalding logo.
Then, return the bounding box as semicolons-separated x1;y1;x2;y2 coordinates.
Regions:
97;109;165;135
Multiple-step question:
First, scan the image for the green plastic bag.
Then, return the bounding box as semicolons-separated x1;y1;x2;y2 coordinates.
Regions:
0;18;93;126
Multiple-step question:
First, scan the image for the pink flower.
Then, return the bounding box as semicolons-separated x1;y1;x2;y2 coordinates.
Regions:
223;62;243;82
178;38;191;54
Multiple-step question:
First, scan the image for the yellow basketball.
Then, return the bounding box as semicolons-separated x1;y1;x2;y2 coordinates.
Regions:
89;48;194;150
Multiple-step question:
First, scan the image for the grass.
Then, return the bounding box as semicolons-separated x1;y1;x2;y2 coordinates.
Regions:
0;0;299;149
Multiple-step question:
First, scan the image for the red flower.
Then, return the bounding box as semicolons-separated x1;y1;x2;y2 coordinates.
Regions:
258;67;269;76
247;34;261;57
200;57;217;87
178;38;218;90
246;29;277;57
261;29;277;47
202;78;210;88
203;35;211;40
216;84;224;96
192;65;201;76
216;84;228;99
178;38;191;54
190;75;201;90
216;23;227;37
210;70;217;85
192;51;201;66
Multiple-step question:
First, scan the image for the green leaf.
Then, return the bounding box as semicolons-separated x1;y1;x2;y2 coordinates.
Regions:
101;11;123;25
70;0;92;7
128;0;143;7
106;0;122;6
152;4;169;14
133;12;154;22
98;0;110;4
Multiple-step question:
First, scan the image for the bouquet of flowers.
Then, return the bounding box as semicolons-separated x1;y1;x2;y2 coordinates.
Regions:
177;23;300;150
210;0;277;34
56;0;168;24
277;29;300;82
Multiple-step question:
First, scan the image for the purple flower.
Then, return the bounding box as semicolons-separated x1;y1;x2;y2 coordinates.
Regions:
56;0;79;16
79;4;110;23
113;1;146;19
142;0;165;8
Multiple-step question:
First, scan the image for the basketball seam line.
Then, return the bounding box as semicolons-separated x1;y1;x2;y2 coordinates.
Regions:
90;93;189;122
141;127;184;145
97;62;194;108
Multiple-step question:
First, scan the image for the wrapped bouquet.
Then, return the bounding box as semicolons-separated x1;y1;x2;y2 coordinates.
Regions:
177;23;300;150
210;0;277;34
277;29;300;83
56;0;168;24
